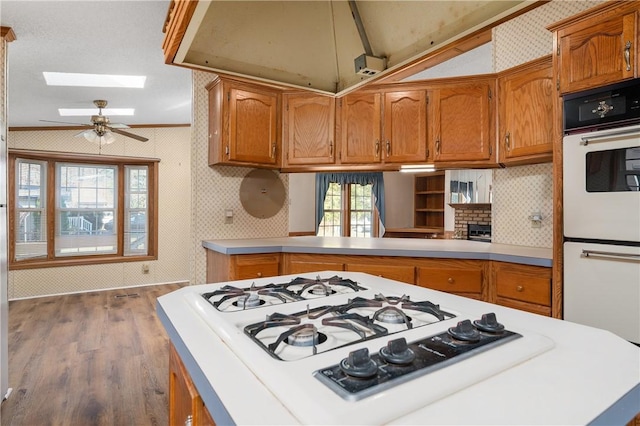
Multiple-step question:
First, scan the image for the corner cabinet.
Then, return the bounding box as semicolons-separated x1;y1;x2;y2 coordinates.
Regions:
282;92;335;169
413;172;445;231
336;88;428;165
497;55;554;165
169;343;215;426
207;76;281;168
429;77;496;167
550;2;639;94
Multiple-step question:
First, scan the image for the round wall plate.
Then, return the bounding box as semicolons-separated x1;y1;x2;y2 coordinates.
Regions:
239;169;286;219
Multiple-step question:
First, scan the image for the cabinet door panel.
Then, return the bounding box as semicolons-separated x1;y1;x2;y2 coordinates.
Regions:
499;57;554;163
233;254;280;280
432;82;493;162
558;11;636;93
340;92;382;164
229;87;278;164
383;90;427;163
284;93;335;166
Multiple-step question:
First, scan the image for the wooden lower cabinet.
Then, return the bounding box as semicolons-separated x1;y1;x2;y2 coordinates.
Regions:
416;259;486;300
206;250;281;283
206;251;552;316
346;263;415;284
491;262;551;316
169;343;215;426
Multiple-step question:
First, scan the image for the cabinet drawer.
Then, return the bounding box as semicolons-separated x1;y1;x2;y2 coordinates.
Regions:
417;267;482;293
233;254;280;280
495;269;550;306
346;263;415;284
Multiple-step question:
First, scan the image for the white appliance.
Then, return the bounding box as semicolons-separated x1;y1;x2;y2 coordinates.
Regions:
562;79;640;344
173;273;555;425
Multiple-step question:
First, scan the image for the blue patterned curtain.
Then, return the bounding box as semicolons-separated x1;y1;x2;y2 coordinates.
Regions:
315;172;385;232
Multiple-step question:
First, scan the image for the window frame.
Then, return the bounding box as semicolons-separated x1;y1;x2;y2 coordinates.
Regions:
8;149;159;270
317;183;379;237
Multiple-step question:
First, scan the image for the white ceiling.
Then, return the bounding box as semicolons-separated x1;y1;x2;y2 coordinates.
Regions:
1;0;193;128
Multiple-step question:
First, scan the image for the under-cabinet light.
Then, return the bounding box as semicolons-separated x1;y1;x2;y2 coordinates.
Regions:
399;164;437;173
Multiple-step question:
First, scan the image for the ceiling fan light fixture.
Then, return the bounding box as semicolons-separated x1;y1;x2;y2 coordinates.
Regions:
83;130;116;146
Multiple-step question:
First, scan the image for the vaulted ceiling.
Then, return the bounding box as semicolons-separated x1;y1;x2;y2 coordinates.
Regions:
172;0;529;94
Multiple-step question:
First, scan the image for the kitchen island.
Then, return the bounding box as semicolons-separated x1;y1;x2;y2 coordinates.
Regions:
157;271;640;425
202;236;556;316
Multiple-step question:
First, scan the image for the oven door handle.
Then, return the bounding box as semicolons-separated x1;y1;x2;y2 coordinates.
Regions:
581;249;640;260
580;127;640;145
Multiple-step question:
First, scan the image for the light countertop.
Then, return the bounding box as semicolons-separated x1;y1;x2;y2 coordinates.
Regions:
202;236;553;267
157;271;640;425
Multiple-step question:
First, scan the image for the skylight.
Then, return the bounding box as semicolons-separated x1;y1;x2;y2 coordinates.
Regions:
43;72;146;88
59;108;135;116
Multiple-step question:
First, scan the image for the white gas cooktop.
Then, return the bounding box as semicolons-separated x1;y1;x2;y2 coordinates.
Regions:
178;272;555;425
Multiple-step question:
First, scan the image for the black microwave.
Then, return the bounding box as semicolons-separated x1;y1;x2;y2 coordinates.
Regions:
563;79;640;135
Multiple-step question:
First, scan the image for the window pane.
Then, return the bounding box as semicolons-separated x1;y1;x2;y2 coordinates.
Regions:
55;163;117;256
124;166;148;256
15;159;47;260
350;184;373;238
318;182;342;237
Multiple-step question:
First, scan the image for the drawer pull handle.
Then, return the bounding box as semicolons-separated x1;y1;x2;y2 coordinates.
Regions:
516;285;524;292
447;277;454;284
625;41;632;72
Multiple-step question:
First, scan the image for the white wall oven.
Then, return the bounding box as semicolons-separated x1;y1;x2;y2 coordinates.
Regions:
563;79;640;344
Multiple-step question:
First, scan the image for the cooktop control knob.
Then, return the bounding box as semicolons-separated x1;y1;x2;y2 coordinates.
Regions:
448;319;481;342
340;347;378;378
473;312;505;333
379;337;416;365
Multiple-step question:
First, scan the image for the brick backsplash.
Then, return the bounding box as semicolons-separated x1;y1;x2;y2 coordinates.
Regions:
454;206;492;239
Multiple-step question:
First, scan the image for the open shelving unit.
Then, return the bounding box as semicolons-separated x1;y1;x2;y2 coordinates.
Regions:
414;172;445;232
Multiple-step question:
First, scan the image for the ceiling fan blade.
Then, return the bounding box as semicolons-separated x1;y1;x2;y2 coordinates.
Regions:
109;128;149;142
108;123;130;129
40;119;92;127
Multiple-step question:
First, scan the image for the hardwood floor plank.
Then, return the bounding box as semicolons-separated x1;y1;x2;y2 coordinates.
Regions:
1;283;185;426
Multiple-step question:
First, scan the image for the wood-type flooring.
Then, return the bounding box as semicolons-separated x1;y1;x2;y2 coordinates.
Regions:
1;283;185;426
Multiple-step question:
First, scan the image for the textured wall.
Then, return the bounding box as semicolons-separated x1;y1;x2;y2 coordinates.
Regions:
489;0;604;248
190;71;289;285
7;127;192;298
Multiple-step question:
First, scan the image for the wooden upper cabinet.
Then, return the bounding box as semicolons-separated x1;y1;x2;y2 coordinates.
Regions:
282;92;335;168
207;76;281;168
497;56;554;165
337;88;428;165
338;92;382;164
430;77;496;165
551;2;639;94
382;89;428;163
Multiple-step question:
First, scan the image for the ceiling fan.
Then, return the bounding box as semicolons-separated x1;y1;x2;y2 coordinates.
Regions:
41;99;149;145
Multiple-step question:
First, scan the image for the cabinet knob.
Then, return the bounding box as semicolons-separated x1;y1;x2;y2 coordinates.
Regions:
447;277;454;284
516;285;524;292
257;272;263;278
185;414;193;426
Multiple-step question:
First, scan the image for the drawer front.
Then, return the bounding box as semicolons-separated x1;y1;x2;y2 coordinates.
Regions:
233;254;280;280
496;269;550;306
417;267;482;293
346;263;415;284
287;261;345;275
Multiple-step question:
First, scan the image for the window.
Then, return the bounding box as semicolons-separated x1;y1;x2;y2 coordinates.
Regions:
9;150;159;269
315;172;385;238
317;182;378;237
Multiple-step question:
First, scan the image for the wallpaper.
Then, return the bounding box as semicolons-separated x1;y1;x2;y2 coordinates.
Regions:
489;0;604;248
190;71;289;285
7;127;192;298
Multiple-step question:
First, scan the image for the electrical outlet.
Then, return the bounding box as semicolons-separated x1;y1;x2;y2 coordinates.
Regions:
142;264;150;274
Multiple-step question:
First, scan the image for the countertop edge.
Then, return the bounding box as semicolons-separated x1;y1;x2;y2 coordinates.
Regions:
201;239;552;268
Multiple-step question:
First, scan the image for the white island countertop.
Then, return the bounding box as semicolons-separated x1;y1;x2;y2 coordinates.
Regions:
202;236;553;267
157;271;640;425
